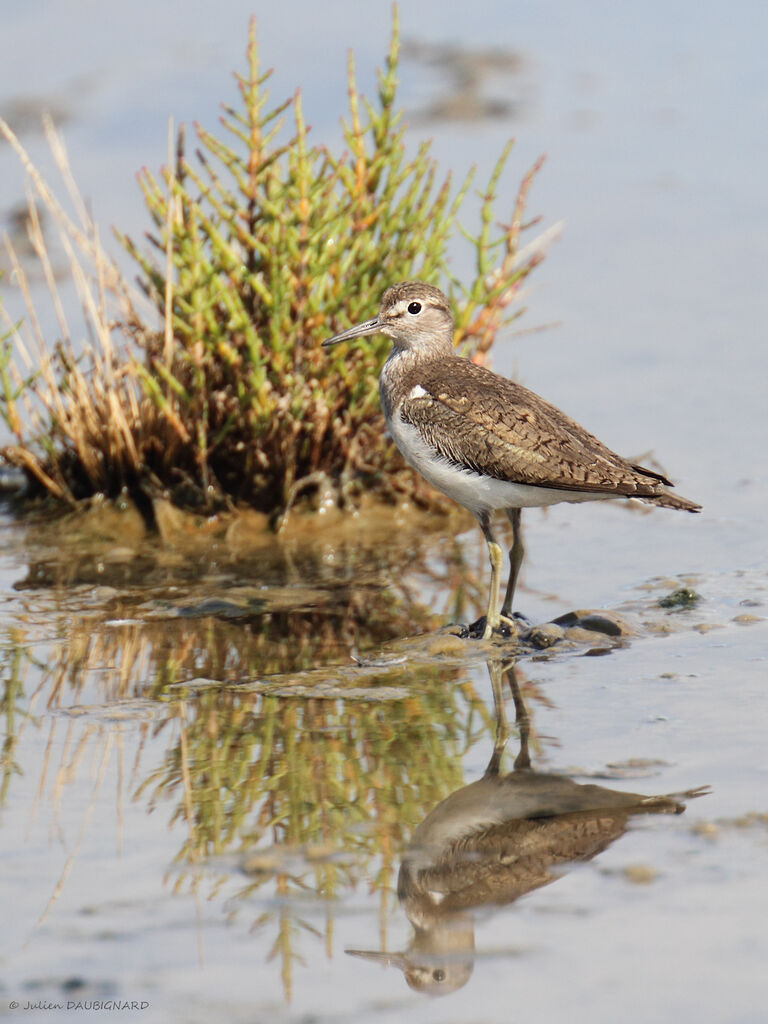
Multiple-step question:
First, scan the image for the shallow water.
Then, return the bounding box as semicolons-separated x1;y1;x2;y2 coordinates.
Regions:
2;1;767;1022
1;507;767;1024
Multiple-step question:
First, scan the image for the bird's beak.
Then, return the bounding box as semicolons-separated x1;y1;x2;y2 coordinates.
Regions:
321;317;382;348
345;948;409;971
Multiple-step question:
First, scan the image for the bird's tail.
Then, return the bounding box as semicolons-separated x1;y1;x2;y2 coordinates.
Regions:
648;490;702;513
630;462;702;512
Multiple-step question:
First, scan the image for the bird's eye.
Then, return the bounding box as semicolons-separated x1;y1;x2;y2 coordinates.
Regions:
432;969;446;983
407;301;422;315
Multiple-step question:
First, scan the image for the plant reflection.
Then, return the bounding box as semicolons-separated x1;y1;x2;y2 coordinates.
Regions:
0;573;495;1000
346;660;709;996
0;513;699;1004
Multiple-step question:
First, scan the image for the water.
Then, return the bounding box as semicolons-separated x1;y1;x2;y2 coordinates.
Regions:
1;1;767;1021
1;506;766;1023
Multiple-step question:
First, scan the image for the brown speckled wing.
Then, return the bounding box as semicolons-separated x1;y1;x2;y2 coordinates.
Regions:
398;357;674;498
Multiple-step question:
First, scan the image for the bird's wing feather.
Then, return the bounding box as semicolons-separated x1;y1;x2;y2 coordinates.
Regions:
399;358;668;497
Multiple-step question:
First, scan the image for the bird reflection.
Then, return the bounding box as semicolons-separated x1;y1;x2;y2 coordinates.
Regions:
347;660;708;996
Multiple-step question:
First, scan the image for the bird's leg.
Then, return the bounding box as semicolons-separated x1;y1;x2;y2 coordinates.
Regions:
479;514;504;640
504;662;532;770
485;658;516;775
500;508;524;619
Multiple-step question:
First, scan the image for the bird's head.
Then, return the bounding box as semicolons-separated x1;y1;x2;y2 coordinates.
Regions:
322;281;454;353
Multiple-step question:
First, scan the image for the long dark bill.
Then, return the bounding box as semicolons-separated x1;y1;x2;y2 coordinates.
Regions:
321;317;382;348
345;948;409;970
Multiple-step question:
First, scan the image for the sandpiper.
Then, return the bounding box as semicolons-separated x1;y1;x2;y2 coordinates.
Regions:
323;282;701;638
346;661;708;994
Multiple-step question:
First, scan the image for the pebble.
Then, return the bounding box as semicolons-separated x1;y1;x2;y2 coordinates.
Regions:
692;822;719;839
576;613;631;637
658;587;701;609
622;864;658;885
564;626;608;645
527;623;564;649
552;610;632;637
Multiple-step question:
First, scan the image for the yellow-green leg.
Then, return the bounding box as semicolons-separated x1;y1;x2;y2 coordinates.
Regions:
486;659;530;774
500;508;524;619
479;515;505;639
506;660;532;770
486;659;511;774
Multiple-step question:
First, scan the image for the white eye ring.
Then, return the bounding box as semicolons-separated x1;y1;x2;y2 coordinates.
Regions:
407;301;422;315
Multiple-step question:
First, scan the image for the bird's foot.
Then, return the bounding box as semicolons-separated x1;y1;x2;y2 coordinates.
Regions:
466;615;516;641
502;610;533;628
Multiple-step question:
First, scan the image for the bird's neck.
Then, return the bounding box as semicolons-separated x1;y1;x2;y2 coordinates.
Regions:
379;343;455;420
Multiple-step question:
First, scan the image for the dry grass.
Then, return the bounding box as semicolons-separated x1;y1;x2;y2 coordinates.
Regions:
0;118;182;506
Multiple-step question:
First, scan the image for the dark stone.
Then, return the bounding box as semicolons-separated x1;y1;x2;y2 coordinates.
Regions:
658;587;701;609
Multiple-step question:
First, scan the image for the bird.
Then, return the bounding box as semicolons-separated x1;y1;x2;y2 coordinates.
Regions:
346;661;709;994
322;281;701;639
